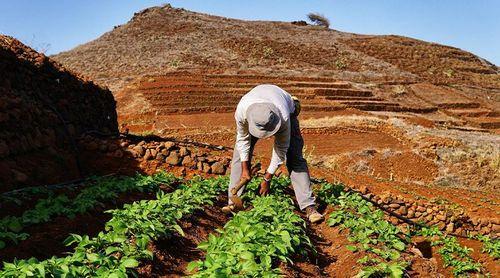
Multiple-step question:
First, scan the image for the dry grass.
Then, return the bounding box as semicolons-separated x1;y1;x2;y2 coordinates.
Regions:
391;85;406;97
348;159;372;174
388;117;500;190
308;154;341;171
301;115;385;128
302;144;316;162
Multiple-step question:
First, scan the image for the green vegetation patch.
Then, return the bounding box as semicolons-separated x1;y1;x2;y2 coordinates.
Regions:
472;234;500;259
0;172;178;250
188;177;313;277
316;181;485;277
419;227;482;276
0;175;227;277
317;183;408;277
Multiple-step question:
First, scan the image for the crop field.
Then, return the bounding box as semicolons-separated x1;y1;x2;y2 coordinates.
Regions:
1;171;498;277
1;3;499;278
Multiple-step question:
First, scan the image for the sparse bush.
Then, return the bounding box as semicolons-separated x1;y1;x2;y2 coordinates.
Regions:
303;145;316;161
349;160;372;174
443;68;454;77
392;85;407;97
334;56;347;69
262;46;274;59
170;59;181;68
434;173;462;188
307;12;330;28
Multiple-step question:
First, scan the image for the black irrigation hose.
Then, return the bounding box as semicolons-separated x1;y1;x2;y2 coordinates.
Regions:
1;173;118;198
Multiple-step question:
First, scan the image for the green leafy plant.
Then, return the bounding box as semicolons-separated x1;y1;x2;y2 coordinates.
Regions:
473;234;499;259
0;172;178;249
418;227;482;276
322;190;408;277
318;181;485;277
188;192;313;277
0;175;227;277
356;259;406;278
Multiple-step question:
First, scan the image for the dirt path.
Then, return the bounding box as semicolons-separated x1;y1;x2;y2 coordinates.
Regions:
138;195;230;277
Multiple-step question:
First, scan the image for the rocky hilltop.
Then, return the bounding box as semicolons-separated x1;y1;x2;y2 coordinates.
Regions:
52;4;499;92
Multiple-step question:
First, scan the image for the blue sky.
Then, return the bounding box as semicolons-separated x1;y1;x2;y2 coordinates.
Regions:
1;0;498;65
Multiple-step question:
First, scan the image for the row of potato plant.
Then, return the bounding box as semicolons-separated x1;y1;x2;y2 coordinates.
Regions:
317;183;408;277
188;177;314;277
316;182;485;277
0;175;227;277
0;172;178;250
418;227;482;276
468;234;499;259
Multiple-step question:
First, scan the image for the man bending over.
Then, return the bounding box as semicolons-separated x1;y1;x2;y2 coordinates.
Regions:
222;84;323;223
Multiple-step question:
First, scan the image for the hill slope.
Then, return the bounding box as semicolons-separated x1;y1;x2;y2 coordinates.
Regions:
52;4;499;92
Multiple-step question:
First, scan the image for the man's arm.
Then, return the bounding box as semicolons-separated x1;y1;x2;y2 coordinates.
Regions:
267;120;291;175
259;120;290;195
235;119;252;180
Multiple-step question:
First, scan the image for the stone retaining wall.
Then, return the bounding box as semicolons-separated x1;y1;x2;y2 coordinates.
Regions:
0;35;117;192
80;133;499;237
356;187;499;238
78;135;232;176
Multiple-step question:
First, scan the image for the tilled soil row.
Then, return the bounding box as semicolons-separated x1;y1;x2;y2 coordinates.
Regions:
0;189;160;262
138;195;230;277
138;189;448;277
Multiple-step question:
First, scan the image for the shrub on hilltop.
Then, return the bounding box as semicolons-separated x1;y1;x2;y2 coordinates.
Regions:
307;12;330;28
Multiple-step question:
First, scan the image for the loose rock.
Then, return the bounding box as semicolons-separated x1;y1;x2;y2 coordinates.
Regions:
166;151;181;165
132;145;145;157
211;161;226;174
143;149;153;160
202;162;211;173
179;147;189;157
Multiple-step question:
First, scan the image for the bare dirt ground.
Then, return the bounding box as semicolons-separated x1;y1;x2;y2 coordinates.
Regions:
126;109;499;220
117;75;499;217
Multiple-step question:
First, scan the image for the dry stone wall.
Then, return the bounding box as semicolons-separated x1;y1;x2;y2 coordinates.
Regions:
0;35;117;192
78;135;232;176
356;186;499;238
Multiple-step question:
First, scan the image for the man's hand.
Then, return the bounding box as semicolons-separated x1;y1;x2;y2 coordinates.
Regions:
259;172;273;196
259;179;270;196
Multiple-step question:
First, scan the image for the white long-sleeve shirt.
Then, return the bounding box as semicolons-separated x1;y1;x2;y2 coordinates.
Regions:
235;84;295;174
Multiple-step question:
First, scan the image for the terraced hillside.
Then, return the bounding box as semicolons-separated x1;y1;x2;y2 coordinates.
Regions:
118;74;406;115
117;73;499;132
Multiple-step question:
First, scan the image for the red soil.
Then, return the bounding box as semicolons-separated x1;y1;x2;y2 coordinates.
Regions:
0;190;159;262
138;196;230;277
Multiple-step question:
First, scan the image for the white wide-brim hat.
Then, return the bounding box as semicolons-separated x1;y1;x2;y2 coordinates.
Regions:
246;102;281;138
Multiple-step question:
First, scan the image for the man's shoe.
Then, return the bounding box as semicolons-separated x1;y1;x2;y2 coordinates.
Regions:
305;206;324;224
221;205;235;214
